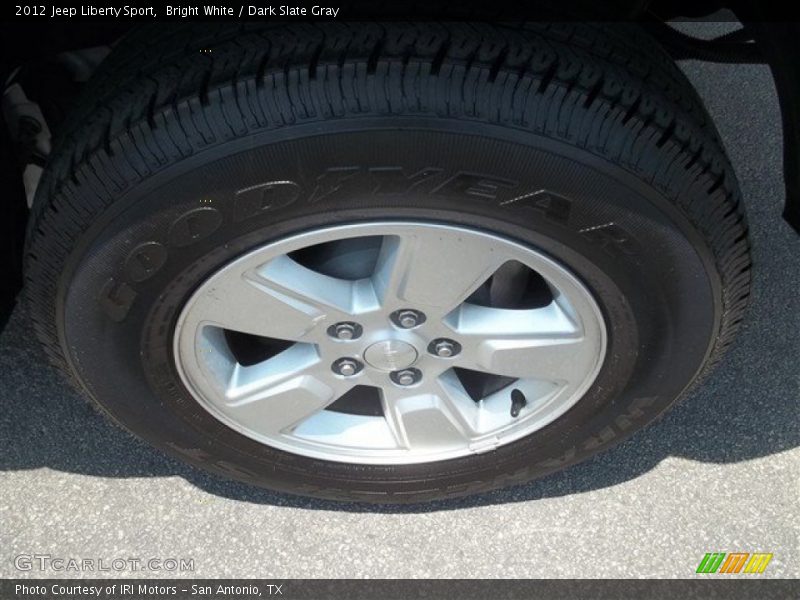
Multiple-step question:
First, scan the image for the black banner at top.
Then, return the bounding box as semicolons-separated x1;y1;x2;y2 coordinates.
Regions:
0;0;767;23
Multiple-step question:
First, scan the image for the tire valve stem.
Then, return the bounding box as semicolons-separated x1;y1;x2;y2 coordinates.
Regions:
510;389;527;418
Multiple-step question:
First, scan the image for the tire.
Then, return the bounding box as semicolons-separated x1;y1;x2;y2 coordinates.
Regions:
25;22;751;503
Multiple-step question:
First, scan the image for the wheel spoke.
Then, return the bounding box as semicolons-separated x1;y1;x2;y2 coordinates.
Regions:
183;255;364;341
222;345;345;435
471;336;597;383
373;231;506;312
380;386;473;451
450;300;601;383
253;254;380;317
225;375;339;436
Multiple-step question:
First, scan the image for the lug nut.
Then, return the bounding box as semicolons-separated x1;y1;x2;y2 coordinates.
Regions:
397;372;414;385
391;368;422;386
332;358;362;377
391;309;426;329
339;362;356;376
328;321;362;341
436;342;454;357
429;338;461;358
399;313;418;328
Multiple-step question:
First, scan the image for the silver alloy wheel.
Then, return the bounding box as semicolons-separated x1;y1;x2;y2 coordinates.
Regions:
173;222;607;464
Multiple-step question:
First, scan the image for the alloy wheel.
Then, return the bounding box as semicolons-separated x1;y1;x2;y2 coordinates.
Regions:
173;222;607;464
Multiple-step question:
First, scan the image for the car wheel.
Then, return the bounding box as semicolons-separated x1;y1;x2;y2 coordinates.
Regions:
25;23;751;502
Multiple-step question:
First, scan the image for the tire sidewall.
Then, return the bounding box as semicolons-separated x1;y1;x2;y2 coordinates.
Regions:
58;119;721;499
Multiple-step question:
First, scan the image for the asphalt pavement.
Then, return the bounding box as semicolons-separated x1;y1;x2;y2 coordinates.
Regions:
1;43;798;579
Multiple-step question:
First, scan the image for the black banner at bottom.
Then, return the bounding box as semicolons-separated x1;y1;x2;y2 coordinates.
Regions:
2;579;798;600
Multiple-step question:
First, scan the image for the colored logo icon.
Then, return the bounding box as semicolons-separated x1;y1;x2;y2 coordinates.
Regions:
696;552;773;574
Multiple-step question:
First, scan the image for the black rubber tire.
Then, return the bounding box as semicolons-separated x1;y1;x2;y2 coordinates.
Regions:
25;23;751;503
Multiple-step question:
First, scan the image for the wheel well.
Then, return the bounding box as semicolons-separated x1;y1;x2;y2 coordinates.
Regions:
1;10;798;329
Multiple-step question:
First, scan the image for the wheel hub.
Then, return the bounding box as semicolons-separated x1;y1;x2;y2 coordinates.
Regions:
363;339;419;372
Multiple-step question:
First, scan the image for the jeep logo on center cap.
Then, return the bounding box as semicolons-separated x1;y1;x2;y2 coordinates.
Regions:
363;340;418;372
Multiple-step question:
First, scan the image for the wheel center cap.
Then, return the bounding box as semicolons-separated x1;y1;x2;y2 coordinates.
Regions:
363;340;418;372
